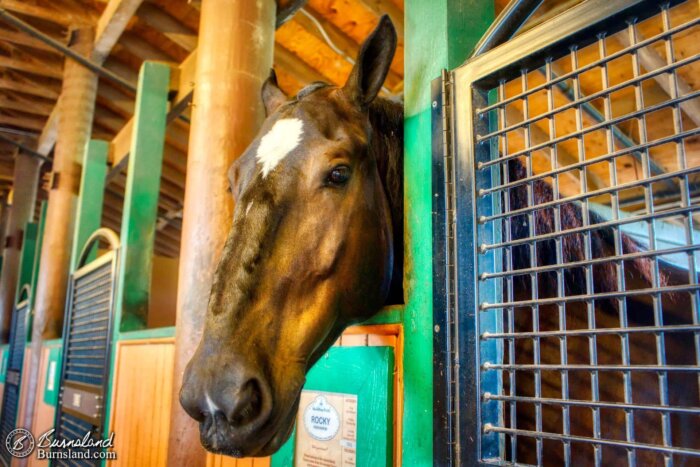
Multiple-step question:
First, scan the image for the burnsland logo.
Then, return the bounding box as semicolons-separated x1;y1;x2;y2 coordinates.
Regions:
5;428;35;458
4;428;117;460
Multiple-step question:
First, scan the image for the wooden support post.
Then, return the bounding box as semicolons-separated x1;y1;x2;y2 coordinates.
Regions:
0;151;41;343
22;26;99;432
70;140;108;271
166;0;276;464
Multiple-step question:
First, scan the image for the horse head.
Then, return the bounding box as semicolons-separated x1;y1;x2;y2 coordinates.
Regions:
179;16;402;457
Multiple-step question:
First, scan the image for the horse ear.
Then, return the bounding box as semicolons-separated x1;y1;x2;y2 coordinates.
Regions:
262;69;287;115
343;15;397;108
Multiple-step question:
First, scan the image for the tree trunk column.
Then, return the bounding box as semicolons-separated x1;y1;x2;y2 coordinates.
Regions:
23;26;99;432
167;0;275;464
0;151;41;342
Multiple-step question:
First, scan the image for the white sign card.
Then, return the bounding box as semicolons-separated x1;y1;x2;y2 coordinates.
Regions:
295;390;358;466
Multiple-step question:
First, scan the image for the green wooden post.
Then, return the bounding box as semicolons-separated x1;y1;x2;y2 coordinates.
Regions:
102;61;170;448
29;202;47;309
15;222;37;299
70;140;108;271
403;1;493;464
113;61;170;332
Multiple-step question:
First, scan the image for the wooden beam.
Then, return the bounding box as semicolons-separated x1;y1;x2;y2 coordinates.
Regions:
0;113;45;131
95;0;144;61
0;77;59;99
355;0;404;40
0;56;63;79
292;7;402;89
0;27;58;53
170;50;195;111
274;43;327;85
36;0;143;157
616;31;700;128
0;0;93;27
135;3;197;52
0;94;53;116
119;32;176;62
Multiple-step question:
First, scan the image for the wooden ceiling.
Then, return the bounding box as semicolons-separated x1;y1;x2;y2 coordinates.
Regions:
0;0;405;257
0;0;697;257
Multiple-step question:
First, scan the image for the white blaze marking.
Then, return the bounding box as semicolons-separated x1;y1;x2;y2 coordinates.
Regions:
245;202;253;216
255;118;304;178
205;393;219;414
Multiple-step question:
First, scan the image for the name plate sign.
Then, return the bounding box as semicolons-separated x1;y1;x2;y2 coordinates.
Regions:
295;390;358;466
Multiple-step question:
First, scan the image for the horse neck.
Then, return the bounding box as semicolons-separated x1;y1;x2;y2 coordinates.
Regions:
368;98;404;303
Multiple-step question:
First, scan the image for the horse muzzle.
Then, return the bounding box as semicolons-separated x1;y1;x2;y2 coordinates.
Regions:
179;357;277;457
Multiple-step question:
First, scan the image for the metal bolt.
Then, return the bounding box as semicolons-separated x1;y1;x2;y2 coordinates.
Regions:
434;324;440;333
479;243;488;253
432;100;438;108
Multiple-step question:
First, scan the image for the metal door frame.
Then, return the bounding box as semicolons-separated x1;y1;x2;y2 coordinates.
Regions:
433;0;695;464
53;229;119;461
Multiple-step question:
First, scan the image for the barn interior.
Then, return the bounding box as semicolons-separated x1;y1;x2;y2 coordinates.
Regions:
0;0;697;465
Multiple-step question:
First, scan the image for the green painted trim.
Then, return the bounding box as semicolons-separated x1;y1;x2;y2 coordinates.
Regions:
403;1;494;465
362;305;403;325
272;346;394;467
104;61;170;447
42;340;63;407
71;140;109;272
118;326;176;341
15;222;37;299
30;202;47;309
114;61;170;333
0;344;8;382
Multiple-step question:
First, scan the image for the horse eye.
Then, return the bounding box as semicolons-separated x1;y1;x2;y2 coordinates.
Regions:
326;165;351;186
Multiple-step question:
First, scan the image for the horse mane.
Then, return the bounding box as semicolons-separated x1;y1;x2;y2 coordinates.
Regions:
507;158;662;303
369;97;404;303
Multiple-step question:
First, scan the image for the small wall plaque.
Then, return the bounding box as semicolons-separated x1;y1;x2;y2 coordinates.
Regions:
295;390;358;466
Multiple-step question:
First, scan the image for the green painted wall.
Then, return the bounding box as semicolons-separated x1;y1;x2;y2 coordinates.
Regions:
272;346;394;466
30;202;47;310
114;61;170;333
403;1;493;464
70;140;108;271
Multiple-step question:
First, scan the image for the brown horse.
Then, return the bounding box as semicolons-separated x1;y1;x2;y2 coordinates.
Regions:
179;12;698;463
179;16;402;457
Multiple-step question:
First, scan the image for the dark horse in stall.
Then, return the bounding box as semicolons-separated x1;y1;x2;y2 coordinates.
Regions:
179;15;698;462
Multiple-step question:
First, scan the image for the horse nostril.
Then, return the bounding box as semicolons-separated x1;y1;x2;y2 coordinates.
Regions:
229;378;267;427
180;386;207;422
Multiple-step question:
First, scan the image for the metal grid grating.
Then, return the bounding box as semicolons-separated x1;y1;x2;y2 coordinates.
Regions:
54;412;102;467
62;262;112;387
54;250;117;461
0;299;29;466
472;2;700;466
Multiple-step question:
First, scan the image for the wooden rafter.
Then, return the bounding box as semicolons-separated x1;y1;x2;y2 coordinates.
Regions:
0;76;58;99
0;113;45;131
0;0;94;27
0;93;53;116
0;27;57;52
135;3;196;52
35;0;145;157
0;55;63;79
